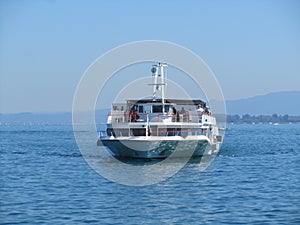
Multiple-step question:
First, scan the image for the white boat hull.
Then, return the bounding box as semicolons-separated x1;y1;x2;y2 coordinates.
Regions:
99;136;219;159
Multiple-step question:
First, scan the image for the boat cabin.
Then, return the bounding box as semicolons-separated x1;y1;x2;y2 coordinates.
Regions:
108;99;207;123
105;98;215;138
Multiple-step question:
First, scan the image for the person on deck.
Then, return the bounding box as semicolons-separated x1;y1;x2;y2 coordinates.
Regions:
197;104;204;114
204;106;211;115
131;110;140;122
180;107;189;122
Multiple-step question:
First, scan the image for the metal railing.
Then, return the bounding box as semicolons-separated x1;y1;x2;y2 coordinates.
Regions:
100;127;210;138
108;112;209;123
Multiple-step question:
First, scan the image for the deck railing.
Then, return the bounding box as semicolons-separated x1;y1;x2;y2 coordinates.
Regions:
108;112;209;123
100;127;210;138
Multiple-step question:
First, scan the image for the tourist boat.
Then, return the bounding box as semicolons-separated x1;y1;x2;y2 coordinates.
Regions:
97;63;223;159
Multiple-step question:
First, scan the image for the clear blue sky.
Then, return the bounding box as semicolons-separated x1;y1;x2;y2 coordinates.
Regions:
0;0;299;113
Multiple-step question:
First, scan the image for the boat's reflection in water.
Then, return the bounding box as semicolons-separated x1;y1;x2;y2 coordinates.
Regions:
82;144;217;185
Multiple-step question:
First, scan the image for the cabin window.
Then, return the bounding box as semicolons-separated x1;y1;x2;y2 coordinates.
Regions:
106;128;129;137
158;128;167;136
138;105;144;113
131;128;146;136
167;128;176;136
164;105;170;113
191;128;200;135
144;105;152;113
153;105;163;113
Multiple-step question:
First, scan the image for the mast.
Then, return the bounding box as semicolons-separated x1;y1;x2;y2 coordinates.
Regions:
151;63;167;107
159;63;167;108
151;65;159;100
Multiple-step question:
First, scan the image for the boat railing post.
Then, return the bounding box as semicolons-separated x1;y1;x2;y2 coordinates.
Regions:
160;63;165;112
146;114;149;137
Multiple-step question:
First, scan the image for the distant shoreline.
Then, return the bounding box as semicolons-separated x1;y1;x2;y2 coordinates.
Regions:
1;112;300;125
226;114;300;124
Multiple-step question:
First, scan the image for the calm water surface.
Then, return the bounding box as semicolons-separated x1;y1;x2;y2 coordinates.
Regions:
1;124;299;224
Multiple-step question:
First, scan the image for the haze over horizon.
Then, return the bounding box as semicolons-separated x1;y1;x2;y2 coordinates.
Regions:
1;0;300;113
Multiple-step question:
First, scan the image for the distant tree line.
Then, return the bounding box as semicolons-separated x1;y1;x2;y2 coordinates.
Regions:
226;114;300;124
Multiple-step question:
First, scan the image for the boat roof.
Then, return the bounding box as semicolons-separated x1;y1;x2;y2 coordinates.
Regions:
126;98;205;105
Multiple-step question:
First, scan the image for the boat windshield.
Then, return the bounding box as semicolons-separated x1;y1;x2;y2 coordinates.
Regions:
152;105;163;113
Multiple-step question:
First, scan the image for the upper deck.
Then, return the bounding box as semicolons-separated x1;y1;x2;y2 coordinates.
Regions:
108;98;214;126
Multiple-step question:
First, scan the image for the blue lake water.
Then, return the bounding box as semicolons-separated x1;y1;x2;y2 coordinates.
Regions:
1;124;299;224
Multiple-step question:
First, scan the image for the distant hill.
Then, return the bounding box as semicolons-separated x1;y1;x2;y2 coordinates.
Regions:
1;91;299;125
226;91;300;115
0;109;110;125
